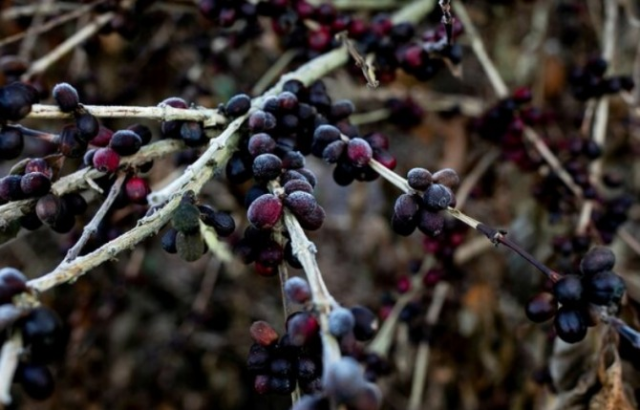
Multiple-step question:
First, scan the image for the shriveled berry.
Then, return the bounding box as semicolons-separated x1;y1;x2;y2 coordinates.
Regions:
585;271;625;305
92;148;120;173
25;158;52;178
124;176;150;204
59;125;87;158
0;267;27;304
20;306;65;364
52;82;79;112
580;246;616;275
351;306;378;341
36;194;63;224
248;133;276;157
432;168;460;189
407;168;432;191
423;183;453;211
525;292;557;323
176;231;205;262
554;307;587;344
0;125;23;159
15;364;55;401
250;320;279;346
328;307;356;337
284;276;311;304
75;112;100;142
553;274;583;306
161;229;178;254
110;130;142;156
0;175;24;201
20;172;51;197
172;201;201;234
247;194;282;230
225;94;251;117
347;138;373;167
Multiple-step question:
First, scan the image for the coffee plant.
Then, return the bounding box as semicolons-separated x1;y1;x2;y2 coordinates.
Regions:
0;0;638;409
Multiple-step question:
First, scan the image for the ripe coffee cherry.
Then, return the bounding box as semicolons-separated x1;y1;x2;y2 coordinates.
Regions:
287;311;320;346
225;94;251;117
59;125;88;158
284;191;317;217
110;130;142;156
347;138;373;167
25;158;52;178
0;82;38;121
433;168;460;189
250;320;279;346
553;274;583;306
36;194;63;224
0;125;23;159
417;209;445;237
61;193;87;215
407;168;433;191
252;153;282;180
351;306;378;341
20;172;51;197
247;194;282;230
92;148;120;173
328;307;356;337
554;307;587;344
127;124;152;145
15;364;55;401
0;175;24;201
75;112;100;142
525;292;557;323
20;306;65;364
0;267;27;304
172;201;201;234
91;126;114;147
284;277;311;304
180;121;206;147
423;183;453;211
585;271;625;305
161;229;178;254
580;246;616;275
52;82;80;112
125;176;150;204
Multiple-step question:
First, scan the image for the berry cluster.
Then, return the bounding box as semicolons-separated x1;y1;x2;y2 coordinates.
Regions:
158;97;208;147
162;192;236;262
391;167;459;237
422;218;469;262
525;246;625;343
568;57;634;101
0;268;65;401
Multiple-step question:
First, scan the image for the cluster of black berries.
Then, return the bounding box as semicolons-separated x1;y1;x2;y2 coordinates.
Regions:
525;247;625;343
391;167;459;237
472;87;541;171
0;268;65;401
162;192;236;262
568;57;634;101
158;97;208;147
422;219;469;262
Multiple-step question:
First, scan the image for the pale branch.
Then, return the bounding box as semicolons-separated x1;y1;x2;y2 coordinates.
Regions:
22;12;116;79
0;139;186;227
63;173;127;262
452;2;509;98
27;104;227;127
0;332;21;405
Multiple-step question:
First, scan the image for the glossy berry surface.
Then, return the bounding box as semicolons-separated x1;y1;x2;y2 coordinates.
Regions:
92;148;120;173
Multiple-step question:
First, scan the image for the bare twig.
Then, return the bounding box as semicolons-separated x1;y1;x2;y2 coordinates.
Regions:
455;149;500;209
22;12;116;79
64;173;126;262
18;0;54;60
336;31;379;88
0;332;22;405
27;104;227;127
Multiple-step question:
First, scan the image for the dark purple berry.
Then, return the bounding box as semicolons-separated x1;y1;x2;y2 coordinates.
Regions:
328;307;355;337
525;292;557;323
432;168;460;189
36;194;63;224
417;209;445;237
24;158;52;178
351;306;378;341
52;82;79;112
553;274;583;306
248;110;277;132
277;91;299;111
554;307;587;344
20;172;51;197
75;112;99;142
0;267;27;304
248;133;276;157
20;306;65;364
110;130;142;156
59;125;87;158
225;94;251;117
252;153;282;180
346;138;372;167
423;184;453;211
297;204;325;231
247;194;282;230
0;175;24;201
15;364;55;400
61;193;87;215
161;229;178;254
580;246;616;275
0;125;23;159
585;271;625;305
180;121;206;147
322;140;346;163
284;276;311;304
283;179;313;194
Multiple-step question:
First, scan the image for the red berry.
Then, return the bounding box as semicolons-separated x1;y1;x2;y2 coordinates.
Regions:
247;194;282;230
125;177;150;204
250;320;279;346
347;138;373;167
307;27;332;52
92;147;120;173
91;126;114;147
20;172;51;197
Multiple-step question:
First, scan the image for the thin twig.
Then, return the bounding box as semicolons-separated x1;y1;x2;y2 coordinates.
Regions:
27;104;227;127
336;31;379;88
63;173;126;262
0;332;22;405
22;12;116;79
455;149;500;209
